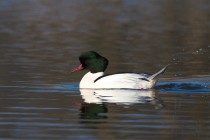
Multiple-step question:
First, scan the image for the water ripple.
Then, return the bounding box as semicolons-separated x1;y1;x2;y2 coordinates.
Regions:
156;81;210;94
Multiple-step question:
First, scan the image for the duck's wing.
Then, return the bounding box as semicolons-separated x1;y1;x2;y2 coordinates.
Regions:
94;73;150;89
93;65;169;89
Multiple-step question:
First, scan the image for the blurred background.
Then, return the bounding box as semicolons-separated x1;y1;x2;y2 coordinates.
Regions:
0;1;210;140
0;0;209;85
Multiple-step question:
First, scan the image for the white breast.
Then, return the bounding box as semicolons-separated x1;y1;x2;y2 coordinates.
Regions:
79;72;104;89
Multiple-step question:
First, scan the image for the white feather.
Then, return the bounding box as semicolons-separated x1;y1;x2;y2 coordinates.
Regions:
80;72;154;89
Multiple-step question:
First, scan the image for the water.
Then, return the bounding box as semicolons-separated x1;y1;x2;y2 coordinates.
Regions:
0;1;210;140
1;81;210;139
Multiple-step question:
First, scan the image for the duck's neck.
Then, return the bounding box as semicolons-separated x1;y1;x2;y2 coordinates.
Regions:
79;72;104;89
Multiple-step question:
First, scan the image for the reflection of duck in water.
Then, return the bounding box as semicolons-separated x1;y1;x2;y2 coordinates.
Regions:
79;90;164;119
80;103;108;120
72;51;168;89
80;89;163;107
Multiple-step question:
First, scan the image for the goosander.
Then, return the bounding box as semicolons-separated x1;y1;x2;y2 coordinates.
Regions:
72;51;168;89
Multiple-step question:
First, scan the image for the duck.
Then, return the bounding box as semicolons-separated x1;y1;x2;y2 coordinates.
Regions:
71;51;168;89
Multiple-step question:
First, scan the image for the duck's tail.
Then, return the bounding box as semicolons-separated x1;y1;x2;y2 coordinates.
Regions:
148;65;169;81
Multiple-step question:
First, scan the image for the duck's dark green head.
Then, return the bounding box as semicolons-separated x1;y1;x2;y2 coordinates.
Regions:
72;51;109;73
